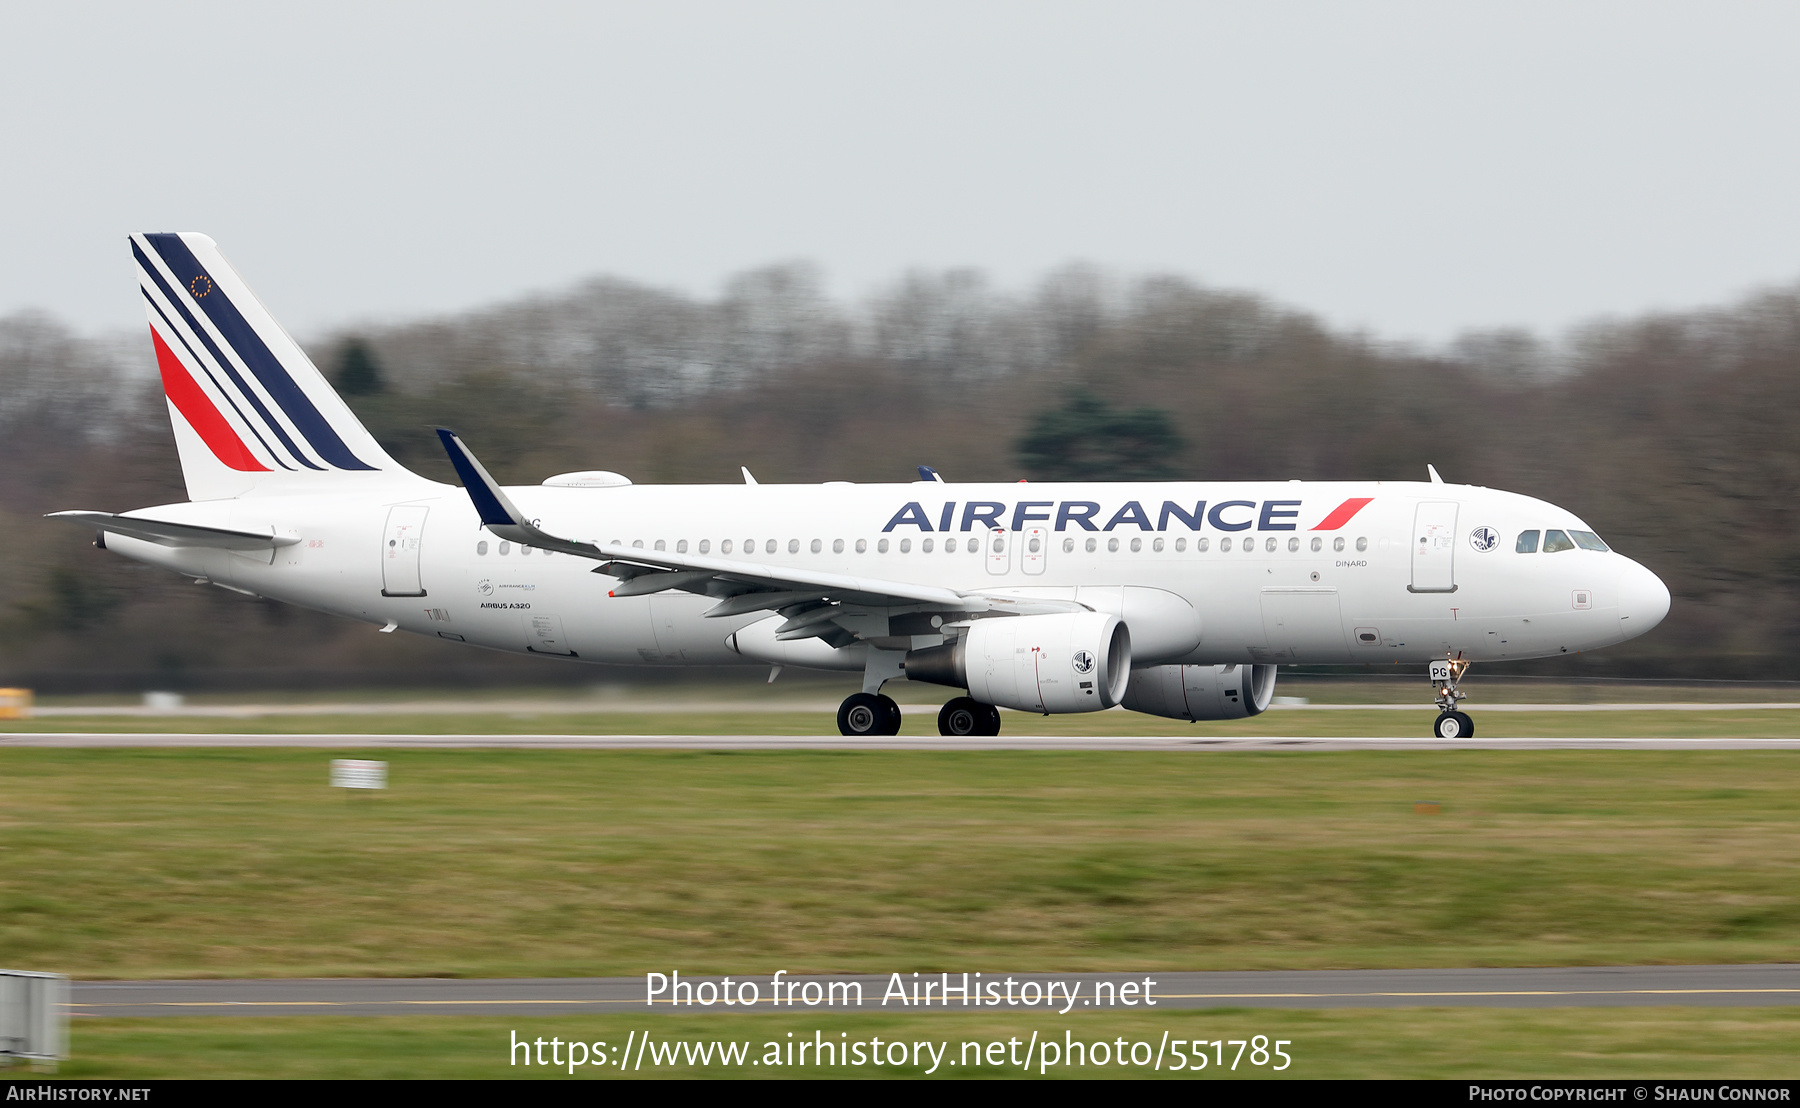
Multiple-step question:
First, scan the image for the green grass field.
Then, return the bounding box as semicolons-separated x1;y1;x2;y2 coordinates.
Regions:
33;1008;1800;1079
4;747;1800;979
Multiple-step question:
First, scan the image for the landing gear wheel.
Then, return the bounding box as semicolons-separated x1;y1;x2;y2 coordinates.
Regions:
938;698;980;736
938;697;1001;737
1433;711;1475;739
839;692;902;736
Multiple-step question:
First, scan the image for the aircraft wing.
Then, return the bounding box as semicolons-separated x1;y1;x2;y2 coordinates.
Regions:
46;511;300;551
436;430;1069;631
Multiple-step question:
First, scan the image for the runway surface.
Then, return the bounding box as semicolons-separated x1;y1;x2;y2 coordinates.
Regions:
70;965;1800;1016
5;732;1800;750
25;700;1800;718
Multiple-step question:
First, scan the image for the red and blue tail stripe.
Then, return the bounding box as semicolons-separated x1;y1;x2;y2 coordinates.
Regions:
133;232;380;474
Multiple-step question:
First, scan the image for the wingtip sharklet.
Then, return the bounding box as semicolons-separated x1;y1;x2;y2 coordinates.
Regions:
435;428;520;528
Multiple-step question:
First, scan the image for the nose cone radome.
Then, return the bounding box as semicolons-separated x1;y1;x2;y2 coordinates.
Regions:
1617;558;1671;638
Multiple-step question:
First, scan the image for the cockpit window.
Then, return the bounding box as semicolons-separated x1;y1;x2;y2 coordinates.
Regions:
1542;529;1575;553
1569;530;1609;552
1516;530;1540;553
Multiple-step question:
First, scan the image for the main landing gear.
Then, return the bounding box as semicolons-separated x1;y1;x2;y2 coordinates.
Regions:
837;692;902;736
833;693;1005;736
1430;656;1475;738
836;648;1003;737
937;696;1002;737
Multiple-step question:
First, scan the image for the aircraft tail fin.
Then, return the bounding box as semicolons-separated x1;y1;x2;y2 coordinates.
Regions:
131;232;409;500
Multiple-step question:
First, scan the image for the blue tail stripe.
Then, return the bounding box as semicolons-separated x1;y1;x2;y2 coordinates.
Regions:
142;291;295;471
133;240;323;471
143;234;376;472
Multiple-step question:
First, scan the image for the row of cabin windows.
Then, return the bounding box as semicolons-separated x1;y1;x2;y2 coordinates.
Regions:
1516;529;1609;554
1062;534;1367;555
473;534;1371;557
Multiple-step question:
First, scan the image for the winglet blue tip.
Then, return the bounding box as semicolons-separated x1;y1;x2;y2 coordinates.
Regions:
436;428;516;527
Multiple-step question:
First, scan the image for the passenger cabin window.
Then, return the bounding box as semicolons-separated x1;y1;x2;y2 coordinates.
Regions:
699;539;711;554
900;538;912;553
878;538;890;553
1086;537;1098;553
1516;530;1540;553
476;541;488;555
833;539;844;553
1220;537;1233;552
1175;537;1187;552
1332;537;1345;553
721;540;733;554
855;539;866;553
1310;537;1322;552
1196;537;1209;552
946;537;958;553
1570;530;1609;552
1543;529;1575;553
922;538;934;553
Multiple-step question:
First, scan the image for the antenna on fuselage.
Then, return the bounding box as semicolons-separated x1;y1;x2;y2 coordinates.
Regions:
741;467;759;486
917;466;945;483
1427;464;1445;484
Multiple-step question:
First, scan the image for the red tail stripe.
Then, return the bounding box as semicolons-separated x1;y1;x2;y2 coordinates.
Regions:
150;327;268;472
1311;497;1374;530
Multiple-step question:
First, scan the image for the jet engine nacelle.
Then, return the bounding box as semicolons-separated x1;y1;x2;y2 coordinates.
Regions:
904;611;1131;713
1120;663;1277;721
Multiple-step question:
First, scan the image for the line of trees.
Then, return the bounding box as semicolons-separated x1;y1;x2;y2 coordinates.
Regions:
3;264;1798;688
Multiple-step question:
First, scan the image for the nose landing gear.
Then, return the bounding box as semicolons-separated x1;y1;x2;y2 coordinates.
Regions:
1430;656;1475;738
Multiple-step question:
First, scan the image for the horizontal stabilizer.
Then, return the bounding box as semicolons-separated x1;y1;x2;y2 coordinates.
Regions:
46;511;299;551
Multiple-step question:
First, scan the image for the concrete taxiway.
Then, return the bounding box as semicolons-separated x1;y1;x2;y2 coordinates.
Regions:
5;732;1800;750
70;965;1800;1016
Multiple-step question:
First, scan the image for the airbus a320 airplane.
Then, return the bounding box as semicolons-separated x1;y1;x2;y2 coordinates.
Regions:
53;233;1672;737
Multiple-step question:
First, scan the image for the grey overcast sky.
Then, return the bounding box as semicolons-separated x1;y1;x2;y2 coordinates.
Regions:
4;1;1800;343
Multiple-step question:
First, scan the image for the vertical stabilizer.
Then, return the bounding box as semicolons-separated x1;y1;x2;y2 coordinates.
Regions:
131;232;409;500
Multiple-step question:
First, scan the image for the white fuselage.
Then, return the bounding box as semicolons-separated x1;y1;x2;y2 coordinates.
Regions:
100;476;1671;673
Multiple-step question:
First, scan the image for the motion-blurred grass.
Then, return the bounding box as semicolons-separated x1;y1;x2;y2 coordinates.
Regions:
3;749;1799;977
43;1008;1800;1079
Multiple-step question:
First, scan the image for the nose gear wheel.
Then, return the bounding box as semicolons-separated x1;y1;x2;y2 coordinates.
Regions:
1434;711;1475;739
1428;655;1475;738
